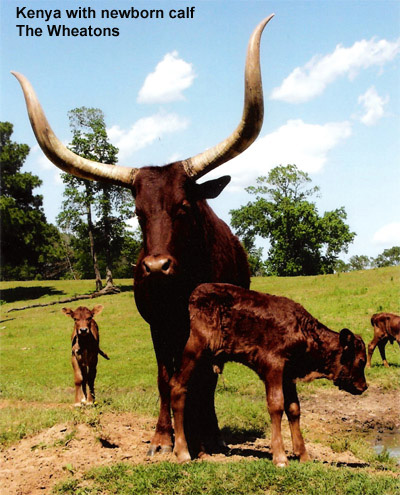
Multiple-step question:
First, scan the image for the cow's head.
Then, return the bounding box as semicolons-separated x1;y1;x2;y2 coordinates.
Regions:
11;15;274;282
62;305;103;336
333;328;368;395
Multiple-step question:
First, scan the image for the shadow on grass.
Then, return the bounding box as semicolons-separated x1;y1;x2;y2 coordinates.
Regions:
0;286;65;304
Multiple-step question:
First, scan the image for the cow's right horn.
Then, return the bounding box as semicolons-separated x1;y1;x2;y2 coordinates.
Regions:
11;71;138;188
181;14;274;180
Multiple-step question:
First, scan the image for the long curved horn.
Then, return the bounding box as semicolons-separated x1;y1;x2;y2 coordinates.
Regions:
182;14;274;179
11;71;138;188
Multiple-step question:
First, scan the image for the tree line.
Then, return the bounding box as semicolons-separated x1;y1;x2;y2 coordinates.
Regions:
1;114;398;286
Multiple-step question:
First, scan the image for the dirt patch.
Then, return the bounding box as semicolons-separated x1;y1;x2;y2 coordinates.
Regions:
1;385;399;494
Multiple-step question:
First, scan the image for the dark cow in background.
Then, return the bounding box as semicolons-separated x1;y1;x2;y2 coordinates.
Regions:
62;305;109;406
367;312;400;368
13;14;274;456
170;283;368;466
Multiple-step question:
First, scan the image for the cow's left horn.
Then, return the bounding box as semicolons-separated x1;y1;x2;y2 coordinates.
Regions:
11;71;138;187
181;14;274;180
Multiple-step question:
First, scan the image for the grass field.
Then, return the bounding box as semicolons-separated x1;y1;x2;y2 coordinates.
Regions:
1;267;399;493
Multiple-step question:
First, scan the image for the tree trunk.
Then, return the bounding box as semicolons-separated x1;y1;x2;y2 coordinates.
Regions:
85;184;102;291
102;186;119;292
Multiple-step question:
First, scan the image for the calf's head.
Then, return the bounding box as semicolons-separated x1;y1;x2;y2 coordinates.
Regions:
62;305;103;336
334;328;368;395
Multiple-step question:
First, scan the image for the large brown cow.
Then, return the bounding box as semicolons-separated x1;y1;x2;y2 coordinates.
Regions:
170;283;368;465
12;15;274;456
62;305;110;406
367;312;400;367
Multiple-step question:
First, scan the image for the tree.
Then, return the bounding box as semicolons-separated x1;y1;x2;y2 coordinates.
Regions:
230;165;355;276
347;255;372;271
0;122;64;280
57;108;134;290
373;246;400;268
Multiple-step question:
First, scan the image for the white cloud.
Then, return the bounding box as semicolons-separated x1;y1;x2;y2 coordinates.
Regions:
31;145;64;184
209;119;352;190
137;51;196;104
271;37;400;103
358;86;388;126
372;222;400;245
108;112;189;162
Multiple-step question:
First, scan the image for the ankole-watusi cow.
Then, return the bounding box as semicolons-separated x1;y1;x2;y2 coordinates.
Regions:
12;14;274;457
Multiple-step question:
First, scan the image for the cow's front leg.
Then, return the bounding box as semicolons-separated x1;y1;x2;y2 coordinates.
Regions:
147;359;174;456
283;379;308;462
265;369;288;467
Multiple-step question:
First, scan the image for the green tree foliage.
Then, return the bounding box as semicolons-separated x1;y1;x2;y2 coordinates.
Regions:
230;165;355;276
373;246;400;268
57;108;135;288
0;122;65;280
348;255;372;271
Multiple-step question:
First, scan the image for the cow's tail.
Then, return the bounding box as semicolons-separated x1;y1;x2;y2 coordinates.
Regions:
99;349;110;360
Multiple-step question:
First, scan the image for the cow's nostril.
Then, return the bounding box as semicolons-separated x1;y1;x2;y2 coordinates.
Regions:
143;261;151;274
162;259;171;272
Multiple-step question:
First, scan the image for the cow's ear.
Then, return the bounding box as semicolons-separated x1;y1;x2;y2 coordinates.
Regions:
62;307;73;317
339;328;355;350
92;304;104;316
195;176;231;199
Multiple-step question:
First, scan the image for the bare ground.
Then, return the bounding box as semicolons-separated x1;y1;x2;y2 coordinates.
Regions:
1;385;399;495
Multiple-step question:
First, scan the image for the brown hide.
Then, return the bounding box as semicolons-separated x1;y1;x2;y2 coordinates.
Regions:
62;305;109;406
367;312;400;367
170;283;367;465
133;165;250;456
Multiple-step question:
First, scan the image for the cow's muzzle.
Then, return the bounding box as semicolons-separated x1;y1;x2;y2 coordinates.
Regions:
142;255;176;276
78;328;89;335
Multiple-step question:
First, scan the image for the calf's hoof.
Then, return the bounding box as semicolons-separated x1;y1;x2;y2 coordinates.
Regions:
273;456;289;468
146;444;173;457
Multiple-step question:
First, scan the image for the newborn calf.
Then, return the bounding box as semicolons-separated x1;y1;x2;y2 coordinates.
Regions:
62;305;109;406
170;283;367;466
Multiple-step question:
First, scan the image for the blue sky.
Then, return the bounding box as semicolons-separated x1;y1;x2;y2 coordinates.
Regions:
1;0;399;261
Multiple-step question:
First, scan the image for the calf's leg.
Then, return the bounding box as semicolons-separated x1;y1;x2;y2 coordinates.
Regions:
171;341;204;463
265;369;288;467
71;355;84;406
377;338;389;367
87;360;97;404
367;335;380;367
283;380;308;462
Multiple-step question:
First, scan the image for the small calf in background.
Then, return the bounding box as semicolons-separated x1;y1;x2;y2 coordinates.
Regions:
62;305;109;406
170;283;367;466
367;312;400;368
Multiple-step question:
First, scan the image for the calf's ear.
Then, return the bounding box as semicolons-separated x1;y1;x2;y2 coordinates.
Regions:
92;304;104;316
62;307;73;317
339;328;355;350
195;175;231;199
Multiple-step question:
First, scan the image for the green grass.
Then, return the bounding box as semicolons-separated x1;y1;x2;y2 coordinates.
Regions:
53;460;400;495
1;268;399;491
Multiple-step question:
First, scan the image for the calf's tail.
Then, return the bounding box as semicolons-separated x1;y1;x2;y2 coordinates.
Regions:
99;349;110;360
